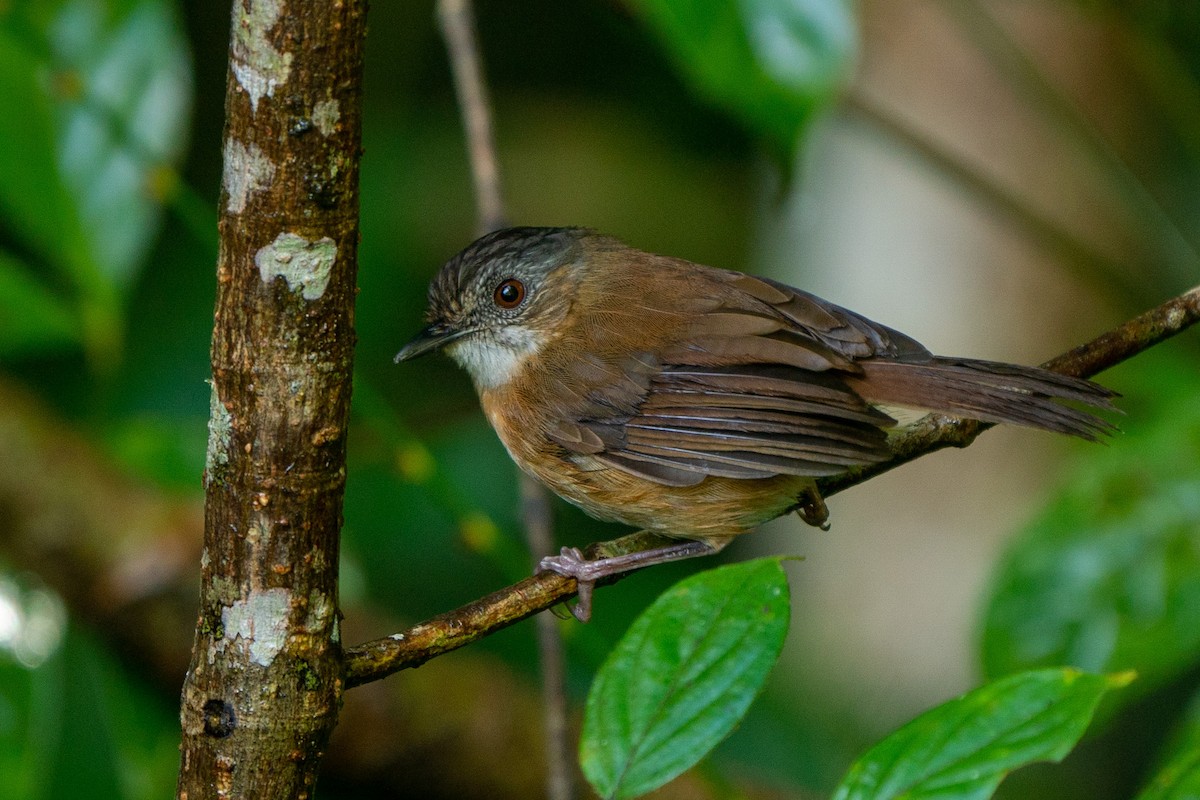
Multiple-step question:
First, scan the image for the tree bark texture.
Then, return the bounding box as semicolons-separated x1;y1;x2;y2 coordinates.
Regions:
177;2;367;798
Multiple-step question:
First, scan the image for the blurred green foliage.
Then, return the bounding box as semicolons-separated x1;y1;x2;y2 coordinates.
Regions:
1135;690;1200;799
0;0;1197;798
982;353;1200;703
0;0;190;369
0;614;178;800
626;0;854;161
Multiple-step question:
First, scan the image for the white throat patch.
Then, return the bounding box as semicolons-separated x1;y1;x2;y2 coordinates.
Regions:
447;326;547;390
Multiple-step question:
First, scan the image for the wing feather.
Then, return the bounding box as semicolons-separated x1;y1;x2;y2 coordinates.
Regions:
541;248;1113;488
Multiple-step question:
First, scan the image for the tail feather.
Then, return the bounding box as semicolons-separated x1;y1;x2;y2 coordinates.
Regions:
846;357;1117;441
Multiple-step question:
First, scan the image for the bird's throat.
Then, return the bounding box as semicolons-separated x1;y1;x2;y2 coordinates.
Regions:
447;325;548;391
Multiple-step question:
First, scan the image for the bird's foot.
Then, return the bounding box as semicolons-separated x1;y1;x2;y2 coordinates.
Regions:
539;547;598;622
538;538;718;622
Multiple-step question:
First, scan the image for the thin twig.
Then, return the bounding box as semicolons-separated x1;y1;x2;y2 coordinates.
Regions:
435;3;573;798
522;473;576;800
438;0;507;233
344;285;1200;686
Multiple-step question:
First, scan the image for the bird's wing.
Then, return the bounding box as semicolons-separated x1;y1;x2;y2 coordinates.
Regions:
544;268;1113;488
545;272;908;487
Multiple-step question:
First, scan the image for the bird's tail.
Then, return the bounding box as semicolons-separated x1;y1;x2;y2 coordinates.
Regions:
846;357;1118;440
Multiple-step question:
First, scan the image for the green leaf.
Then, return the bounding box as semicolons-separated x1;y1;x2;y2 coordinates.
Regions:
627;0;855;157
580;557;790;799
981;361;1200;702
0;250;81;357
832;669;1131;800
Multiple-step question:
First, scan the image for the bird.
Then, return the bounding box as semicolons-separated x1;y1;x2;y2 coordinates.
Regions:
395;226;1115;620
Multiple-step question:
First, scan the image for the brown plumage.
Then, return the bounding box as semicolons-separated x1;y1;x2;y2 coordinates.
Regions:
396;227;1116;619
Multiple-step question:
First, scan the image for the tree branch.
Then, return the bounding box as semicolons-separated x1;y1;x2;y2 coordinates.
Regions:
344;284;1200;687
344;531;672;686
0;366;700;796
176;2;368;798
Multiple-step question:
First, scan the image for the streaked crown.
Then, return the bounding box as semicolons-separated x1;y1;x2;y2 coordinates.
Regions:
426;227;582;324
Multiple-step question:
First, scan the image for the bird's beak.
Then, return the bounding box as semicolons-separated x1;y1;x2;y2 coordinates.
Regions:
393;323;468;363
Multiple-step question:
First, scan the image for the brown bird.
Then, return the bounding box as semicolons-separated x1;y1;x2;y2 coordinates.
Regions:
396;227;1114;620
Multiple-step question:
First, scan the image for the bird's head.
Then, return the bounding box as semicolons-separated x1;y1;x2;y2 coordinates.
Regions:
395;226;586;390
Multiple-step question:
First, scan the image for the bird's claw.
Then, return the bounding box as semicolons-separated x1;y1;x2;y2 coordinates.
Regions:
797;486;831;531
538;546;596;622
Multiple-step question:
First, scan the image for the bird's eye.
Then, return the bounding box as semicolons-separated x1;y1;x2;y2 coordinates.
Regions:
493;278;526;309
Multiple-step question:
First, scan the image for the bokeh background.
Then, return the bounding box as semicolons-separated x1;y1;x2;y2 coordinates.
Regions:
1;1;1199;798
